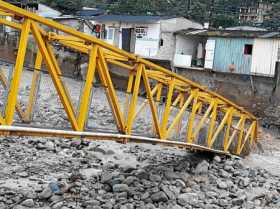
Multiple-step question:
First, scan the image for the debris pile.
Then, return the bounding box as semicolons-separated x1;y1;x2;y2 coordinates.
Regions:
0;136;279;209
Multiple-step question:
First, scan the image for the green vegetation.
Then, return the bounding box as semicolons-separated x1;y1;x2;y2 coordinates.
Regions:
39;0;280;30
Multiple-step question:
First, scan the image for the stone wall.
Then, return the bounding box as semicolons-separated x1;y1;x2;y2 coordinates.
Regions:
177;68;280;128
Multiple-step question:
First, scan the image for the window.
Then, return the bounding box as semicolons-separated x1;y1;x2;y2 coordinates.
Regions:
160;39;164;46
244;44;253;55
107;28;114;40
135;27;148;39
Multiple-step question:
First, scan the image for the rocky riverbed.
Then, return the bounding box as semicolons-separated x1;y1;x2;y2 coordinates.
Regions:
0;69;279;209
0;135;279;209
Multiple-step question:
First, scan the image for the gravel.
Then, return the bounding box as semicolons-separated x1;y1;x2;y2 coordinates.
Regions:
0;135;279;209
0;68;279;209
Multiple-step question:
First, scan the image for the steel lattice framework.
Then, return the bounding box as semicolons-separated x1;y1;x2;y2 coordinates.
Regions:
0;1;258;156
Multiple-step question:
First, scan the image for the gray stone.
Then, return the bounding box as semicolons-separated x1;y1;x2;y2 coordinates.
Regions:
141;192;150;200
89;206;102;209
112;184;129;192
101;172;118;184
116;192;128;199
213;156;221;163
124;176;138;185
103;203;113;209
50;194;63;203
120;165;136;173
175;179;186;188
21;199;35;207
164;171;180;180
145;203;156;209
239;177;250;187
52;202;64;209
45;141;55;151
217;180;228;189
18;172;29;177
135;169;149;180
205;191;218;198
218;199;229;207
92;145;115;155
169;204;183;209
121;203;134;209
38;186;52;199
13;206;27;209
149;174;161;182
161;185;175;200
177;193;199;206
151;191;168;202
194;160;209;175
232;195;247;206
220;170;230;178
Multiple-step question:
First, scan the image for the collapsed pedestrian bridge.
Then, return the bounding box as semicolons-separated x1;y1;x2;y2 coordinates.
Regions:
0;1;257;156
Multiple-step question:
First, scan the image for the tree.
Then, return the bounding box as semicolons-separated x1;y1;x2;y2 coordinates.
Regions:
262;2;280;31
212;14;238;28
40;0;83;14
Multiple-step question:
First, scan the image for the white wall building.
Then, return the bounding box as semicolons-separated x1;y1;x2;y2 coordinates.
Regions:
251;38;280;77
83;15;202;66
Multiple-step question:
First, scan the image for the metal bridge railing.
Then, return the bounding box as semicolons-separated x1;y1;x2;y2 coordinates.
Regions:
0;0;258;156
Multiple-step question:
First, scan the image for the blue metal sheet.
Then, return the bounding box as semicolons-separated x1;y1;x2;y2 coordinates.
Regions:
212;38;253;74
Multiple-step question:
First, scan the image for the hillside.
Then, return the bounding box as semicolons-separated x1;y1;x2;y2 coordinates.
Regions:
40;0;280;29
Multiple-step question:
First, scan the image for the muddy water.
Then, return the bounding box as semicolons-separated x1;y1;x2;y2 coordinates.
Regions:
243;128;280;177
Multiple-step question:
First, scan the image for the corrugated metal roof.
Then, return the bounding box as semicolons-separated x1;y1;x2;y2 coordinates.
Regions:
259;32;280;38
76;9;105;17
176;29;280;39
90;15;169;23
37;4;61;18
226;26;267;31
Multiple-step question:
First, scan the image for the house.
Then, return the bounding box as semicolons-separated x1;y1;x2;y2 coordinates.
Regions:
82;15;202;67
175;29;280;77
37;3;61;18
76;7;105;17
53;16;82;33
239;0;272;24
3;3;59;34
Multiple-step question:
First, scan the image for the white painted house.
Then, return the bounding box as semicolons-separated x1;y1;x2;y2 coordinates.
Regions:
83;15;202;65
37;3;62;18
251;36;280;76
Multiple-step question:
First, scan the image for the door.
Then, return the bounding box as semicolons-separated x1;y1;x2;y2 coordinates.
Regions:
122;28;132;52
204;39;216;69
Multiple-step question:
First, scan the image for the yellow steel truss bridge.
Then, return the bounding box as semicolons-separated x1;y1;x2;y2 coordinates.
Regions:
0;1;258;156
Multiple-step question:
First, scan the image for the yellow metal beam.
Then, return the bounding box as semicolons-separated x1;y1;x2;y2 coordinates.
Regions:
31;22;79;130
187;89;199;143
192;101;215;140
0;70;25;121
133;84;159;120
77;45;98;131
166;93;194;138
126;64;143;134
209;109;231;148
238;122;255;155
161;78;175;137
23;50;43;122
223;107;234;150
142;65;162;139
5;19;31;125
97;48;126;132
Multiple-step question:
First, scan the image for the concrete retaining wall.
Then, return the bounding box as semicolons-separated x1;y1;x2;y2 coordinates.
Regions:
177;68;280;128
